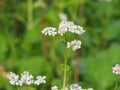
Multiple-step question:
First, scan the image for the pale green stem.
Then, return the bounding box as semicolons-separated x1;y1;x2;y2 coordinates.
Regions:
114;80;118;90
17;87;20;90
27;0;33;30
63;44;67;89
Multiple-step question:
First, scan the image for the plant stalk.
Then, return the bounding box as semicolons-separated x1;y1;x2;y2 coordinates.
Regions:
27;0;33;30
114;80;118;90
63;44;67;89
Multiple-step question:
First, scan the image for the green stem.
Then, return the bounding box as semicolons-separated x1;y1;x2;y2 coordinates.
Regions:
114;80;118;90
27;0;33;30
17;87;20;90
63;44;67;89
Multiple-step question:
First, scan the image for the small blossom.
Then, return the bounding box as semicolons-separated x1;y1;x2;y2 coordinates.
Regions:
51;86;58;90
7;72;19;85
58;21;69;35
58;21;85;36
70;84;82;90
62;87;69;90
19;71;34;86
59;13;68;21
112;64;120;75
69;25;85;35
7;71;46;86
34;76;46;85
67;40;81;51
42;27;57;36
87;88;94;90
52;84;94;90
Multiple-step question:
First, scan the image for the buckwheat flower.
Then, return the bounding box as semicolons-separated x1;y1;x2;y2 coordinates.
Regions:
7;72;19;85
34;76;46;85
69;25;85;35
59;13;68;21
87;88;94;90
42;27;57;36
51;86;58;90
67;40;81;51
58;21;85;36
112;64;120;75
58;21;69;35
62;87;68;90
19;71;34;86
70;84;83;90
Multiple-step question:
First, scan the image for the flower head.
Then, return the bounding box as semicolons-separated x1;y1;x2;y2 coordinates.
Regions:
42;27;57;36
7;71;46;86
69;25;85;35
70;84;82;90
59;13;68;21
58;21;85;36
7;72;19;85
87;88;94;90
19;71;34;86
58;21;70;35
112;64;120;75
52;84;94;90
34;76;46;85
67;40;81;51
51;86;58;90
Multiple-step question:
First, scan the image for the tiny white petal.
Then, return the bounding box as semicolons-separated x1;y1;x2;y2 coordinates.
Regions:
51;86;58;90
42;27;57;36
67;40;82;51
112;64;120;75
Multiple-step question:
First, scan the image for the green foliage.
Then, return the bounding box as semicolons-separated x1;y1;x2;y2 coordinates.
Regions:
0;0;120;90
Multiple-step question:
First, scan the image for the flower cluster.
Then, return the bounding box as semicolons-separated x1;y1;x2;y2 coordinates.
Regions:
7;71;46;86
58;21;85;36
67;40;81;51
59;13;68;21
42;21;85;36
51;84;94;90
112;64;120;75
41;21;85;51
42;27;57;37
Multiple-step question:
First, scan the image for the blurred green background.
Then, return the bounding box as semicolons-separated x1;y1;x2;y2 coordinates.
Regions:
0;0;120;90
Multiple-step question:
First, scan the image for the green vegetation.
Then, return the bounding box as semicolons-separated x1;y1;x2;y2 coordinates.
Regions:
0;0;120;90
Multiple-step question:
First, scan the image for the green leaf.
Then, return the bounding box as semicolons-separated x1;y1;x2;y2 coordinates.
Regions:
59;64;70;71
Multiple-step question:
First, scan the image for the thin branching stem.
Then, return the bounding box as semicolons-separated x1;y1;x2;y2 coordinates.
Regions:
114;80;118;90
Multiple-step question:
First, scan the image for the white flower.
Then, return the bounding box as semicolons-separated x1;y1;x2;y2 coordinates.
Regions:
19;71;34;86
62;87;69;90
51;86;58;90
59;13;68;21
112;64;120;75
87;88;94;90
34;76;46;85
69;25;85;35
52;84;94;90
67;40;81;51
7;72;19;85
70;84;83;90
7;71;47;86
58;21;69;35
42;27;57;36
58;21;85;36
